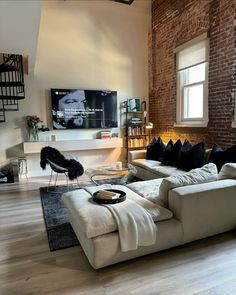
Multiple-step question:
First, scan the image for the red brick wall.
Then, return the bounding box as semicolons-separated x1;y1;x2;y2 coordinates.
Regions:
150;0;236;148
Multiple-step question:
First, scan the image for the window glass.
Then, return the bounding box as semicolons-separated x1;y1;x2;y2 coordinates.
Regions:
183;63;206;85
183;84;204;119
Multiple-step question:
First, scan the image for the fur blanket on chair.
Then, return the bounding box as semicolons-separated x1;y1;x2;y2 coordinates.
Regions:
40;146;84;180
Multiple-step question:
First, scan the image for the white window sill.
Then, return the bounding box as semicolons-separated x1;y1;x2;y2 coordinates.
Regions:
231;122;236;128
174;122;208;128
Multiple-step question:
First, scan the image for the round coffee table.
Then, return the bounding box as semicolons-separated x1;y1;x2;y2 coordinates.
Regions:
85;163;137;185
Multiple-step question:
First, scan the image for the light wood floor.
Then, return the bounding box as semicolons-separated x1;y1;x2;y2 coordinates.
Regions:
1;177;236;295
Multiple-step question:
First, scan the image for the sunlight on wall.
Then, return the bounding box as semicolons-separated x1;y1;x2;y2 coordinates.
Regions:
0;0;151;176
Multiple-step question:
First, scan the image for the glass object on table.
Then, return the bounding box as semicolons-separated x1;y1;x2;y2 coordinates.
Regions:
85;163;137;185
120;164;137;185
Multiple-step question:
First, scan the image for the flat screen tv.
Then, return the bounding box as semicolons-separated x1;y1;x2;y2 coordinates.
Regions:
51;89;118;129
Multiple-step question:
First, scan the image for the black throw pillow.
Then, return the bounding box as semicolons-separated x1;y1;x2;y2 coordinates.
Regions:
146;137;156;160
146;140;155;160
171;139;182;167
146;137;165;161
178;139;192;171
209;144;236;172
162;139;174;166
150;137;157;144
178;140;205;171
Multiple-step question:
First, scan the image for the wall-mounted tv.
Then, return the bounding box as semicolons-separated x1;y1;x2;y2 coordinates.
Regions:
51;89;118;129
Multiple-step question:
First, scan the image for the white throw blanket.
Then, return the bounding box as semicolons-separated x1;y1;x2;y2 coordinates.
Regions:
85;185;157;252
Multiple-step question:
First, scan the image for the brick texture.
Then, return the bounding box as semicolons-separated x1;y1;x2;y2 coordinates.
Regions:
150;0;236;148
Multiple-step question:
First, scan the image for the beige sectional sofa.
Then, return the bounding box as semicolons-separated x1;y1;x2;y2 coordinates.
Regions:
63;164;236;269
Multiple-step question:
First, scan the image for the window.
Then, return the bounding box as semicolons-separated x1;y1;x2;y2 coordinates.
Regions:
175;34;209;127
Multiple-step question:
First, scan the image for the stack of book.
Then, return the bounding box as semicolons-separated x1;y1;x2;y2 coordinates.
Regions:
128;138;147;148
128;126;146;136
100;131;111;139
130;118;142;124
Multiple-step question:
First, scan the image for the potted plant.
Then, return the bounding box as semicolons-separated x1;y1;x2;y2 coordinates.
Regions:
26;115;42;142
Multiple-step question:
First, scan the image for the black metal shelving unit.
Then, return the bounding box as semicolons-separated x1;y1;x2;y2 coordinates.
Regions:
122;99;150;159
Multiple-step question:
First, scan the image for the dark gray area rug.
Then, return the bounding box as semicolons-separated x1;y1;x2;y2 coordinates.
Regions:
40;185;81;251
40;177;139;251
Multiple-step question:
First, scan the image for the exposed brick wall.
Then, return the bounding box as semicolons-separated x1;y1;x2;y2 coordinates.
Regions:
150;0;236;148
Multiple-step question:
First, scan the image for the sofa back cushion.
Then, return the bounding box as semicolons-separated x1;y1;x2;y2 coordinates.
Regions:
159;163;218;207
178;140;205;171
146;137;165;161
209;144;236;172
218;163;236;180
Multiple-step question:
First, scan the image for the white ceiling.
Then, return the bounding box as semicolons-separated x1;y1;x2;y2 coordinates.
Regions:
0;0;42;73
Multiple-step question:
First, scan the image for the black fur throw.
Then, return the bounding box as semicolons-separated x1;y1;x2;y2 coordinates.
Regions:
40;146;84;180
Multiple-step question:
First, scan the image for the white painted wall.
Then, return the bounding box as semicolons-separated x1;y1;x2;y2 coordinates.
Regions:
0;0;151;177
0;0;41;169
0;0;42;71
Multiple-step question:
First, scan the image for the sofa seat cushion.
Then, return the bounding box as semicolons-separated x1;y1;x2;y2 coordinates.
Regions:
151;165;186;178
62;185;173;239
131;159;186;178
132;158;162;169
127;178;163;204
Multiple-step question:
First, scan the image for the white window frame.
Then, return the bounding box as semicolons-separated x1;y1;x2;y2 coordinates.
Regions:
174;33;209;127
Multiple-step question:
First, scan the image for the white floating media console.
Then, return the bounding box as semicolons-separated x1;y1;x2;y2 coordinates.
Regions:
23;138;123;154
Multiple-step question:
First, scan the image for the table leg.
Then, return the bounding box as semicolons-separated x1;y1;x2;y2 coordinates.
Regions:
90;175;100;186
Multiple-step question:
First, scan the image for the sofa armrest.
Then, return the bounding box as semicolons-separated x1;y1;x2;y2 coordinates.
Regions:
128;149;147;162
168;179;236;243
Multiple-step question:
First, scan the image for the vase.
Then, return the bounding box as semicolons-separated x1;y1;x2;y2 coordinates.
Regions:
28;125;39;142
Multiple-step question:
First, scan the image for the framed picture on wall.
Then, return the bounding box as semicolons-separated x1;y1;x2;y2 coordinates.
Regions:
127;98;141;112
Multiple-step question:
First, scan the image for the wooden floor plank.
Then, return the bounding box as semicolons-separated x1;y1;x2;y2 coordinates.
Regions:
0;177;236;294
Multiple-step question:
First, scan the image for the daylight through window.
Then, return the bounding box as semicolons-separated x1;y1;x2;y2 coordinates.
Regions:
175;36;209;126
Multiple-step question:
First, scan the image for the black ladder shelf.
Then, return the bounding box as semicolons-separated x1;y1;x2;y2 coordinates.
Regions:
0;54;25;122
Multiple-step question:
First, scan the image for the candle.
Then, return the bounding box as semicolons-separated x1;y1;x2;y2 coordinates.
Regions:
51;135;56;142
115;161;122;170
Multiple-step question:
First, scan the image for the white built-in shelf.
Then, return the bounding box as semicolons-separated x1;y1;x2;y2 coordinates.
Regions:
23;138;123;154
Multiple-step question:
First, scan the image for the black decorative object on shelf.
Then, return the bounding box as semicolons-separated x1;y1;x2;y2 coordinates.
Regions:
0;53;25;122
113;0;134;5
38;127;50;132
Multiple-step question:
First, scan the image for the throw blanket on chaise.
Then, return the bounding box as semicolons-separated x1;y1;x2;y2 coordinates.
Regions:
85;185;157;252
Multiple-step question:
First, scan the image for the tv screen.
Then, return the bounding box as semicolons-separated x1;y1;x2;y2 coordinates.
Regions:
51;89;118;129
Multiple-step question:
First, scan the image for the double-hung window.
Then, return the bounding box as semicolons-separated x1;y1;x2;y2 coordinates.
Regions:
175;34;209;127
